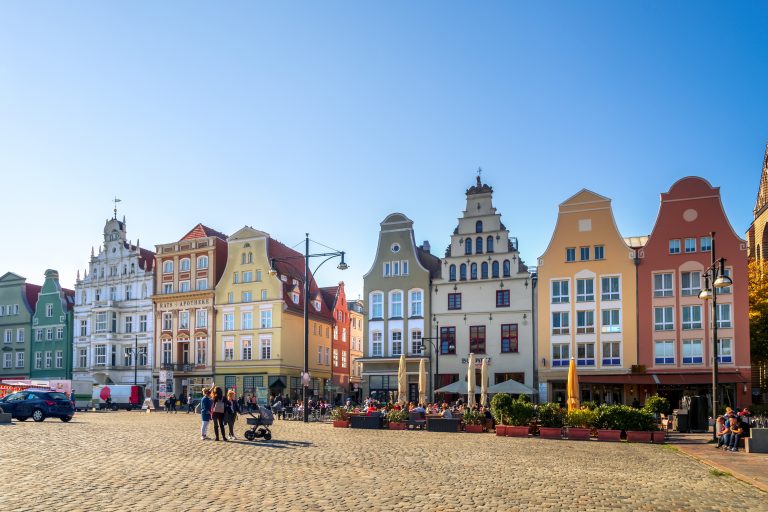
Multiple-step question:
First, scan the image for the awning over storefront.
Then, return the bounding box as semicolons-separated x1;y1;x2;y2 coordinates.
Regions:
268;376;286;388
653;372;749;385
578;374;656;385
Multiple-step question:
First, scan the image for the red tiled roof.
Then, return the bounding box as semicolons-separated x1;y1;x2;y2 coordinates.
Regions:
180;223;228;241
24;283;42;312
62;288;76;310
320;286;339;311
267;238;332;320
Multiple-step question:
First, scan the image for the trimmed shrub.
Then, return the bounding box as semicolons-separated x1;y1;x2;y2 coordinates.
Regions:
537;402;566;428
566;408;597;428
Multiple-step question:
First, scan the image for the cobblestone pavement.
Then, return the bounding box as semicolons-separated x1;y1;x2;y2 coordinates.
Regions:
1;412;765;511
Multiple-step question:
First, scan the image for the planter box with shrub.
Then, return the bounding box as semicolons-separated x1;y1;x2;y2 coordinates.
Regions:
538;427;563;439
465;424;484;433
332;420;350;428
505;425;530;437
566;427;591;440
597;429;622;442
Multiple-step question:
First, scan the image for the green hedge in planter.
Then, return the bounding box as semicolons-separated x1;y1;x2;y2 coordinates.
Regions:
537;402;566;428
622;408;656;431
490;393;514;425
507;396;536;426
463;409;484;425
331;407;350;421
642;394;670;416
386;409;409;423
566;408;597;428
595;404;632;430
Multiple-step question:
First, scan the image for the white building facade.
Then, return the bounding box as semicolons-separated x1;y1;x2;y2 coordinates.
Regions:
73;215;155;386
432;177;535;391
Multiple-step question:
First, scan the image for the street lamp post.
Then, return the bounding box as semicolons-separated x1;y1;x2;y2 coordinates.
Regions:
698;231;733;441
529;272;538;403
270;233;347;422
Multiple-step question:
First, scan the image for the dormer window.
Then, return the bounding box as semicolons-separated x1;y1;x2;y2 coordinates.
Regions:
292;292;300;304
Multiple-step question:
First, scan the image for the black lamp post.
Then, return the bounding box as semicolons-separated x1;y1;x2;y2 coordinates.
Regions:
529;271;538;403
698;231;733;440
269;233;347;422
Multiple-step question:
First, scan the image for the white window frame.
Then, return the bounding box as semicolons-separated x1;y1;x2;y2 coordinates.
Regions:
372;331;383;357
600;276;620;301
682;339;703;364
389;290;403;318
669;239;681;254
552;312;569;335
551;280;569;304
260;336;272;360
409;289;423;317
716;303;732;328
653;273;673;297
681;305;702;330
654;340;674;365
576;278;594;302
370;292;384;319
654;307;674;331
242;338;252;360
260;310;272;329
684;238;696;253
601;309;621;333
681;271;701;297
576;310;595;334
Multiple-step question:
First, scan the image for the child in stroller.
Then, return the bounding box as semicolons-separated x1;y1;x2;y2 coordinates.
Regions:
244;405;274;441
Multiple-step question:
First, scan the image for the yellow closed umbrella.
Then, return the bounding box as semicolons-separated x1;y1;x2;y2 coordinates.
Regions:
480;356;488;408
467;353;476;408
418;357;427;406
567;356;580;412
397;353;408;405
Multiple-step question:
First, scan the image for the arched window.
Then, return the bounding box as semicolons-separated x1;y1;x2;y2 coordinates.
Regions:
163;261;173;274
476;237;483;254
464;238;472;255
460;264;467;281
487;236;494;253
449;264;456;281
180;258;190;272
470;263;478;280
503;259;511;277
481;262;489;279
476;220;483;233
492;261;500;279
197;255;208;269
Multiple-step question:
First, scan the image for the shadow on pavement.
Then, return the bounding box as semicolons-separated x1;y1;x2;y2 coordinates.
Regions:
227;439;313;449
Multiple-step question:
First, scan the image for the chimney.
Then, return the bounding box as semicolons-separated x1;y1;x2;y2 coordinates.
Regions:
422;241;431;253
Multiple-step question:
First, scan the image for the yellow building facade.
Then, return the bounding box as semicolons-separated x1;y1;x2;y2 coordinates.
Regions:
536;190;639;405
213;226;332;403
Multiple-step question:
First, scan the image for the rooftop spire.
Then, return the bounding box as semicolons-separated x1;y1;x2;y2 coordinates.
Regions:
754;143;768;217
113;196;121;219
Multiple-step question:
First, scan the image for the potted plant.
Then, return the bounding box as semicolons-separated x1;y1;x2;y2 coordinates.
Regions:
642;394;669;443
623;408;656;443
386;408;408;430
462;409;484;433
505;396;535;437
565;408;596;440
331;406;350;428
594;404;627;442
537;402;565;439
491;393;513;436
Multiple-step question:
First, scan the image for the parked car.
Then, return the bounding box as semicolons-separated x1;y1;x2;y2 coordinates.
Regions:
0;390;75;422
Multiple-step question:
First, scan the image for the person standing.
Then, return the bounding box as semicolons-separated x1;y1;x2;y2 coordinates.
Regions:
224;389;240;440
211;386;227;442
273;395;284;420
200;388;212;440
187;393;194;414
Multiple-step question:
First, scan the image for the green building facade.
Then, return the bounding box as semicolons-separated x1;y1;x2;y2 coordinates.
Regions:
0;272;41;380
30;270;75;380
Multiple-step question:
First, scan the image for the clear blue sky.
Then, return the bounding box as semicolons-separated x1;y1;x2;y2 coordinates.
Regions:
2;2;767;299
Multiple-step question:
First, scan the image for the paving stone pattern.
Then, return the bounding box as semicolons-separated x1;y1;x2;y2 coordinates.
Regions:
0;413;765;511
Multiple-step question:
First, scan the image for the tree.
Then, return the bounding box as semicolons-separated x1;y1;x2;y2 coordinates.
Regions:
748;259;768;368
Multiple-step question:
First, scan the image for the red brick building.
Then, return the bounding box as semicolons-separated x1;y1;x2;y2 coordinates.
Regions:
636;177;751;411
322;282;350;403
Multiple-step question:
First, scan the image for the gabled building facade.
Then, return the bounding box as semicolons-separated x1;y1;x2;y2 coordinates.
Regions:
433;177;534;392
537;190;639;405
153;224;228;399
0;273;41;379
30;270;75;380
360;213;441;403
348;298;364;401
322;282;351;402
73;215;155;386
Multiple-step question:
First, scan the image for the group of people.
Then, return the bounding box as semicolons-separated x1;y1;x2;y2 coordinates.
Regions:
199;387;241;441
715;407;751;452
355;397;493;422
270;395;330;420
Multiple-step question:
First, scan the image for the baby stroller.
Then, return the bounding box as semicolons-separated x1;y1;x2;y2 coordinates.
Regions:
244;406;274;441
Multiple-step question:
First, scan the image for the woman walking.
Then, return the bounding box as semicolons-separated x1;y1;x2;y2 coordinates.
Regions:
211;386;227;442
200;388;212;440
224;389;240;440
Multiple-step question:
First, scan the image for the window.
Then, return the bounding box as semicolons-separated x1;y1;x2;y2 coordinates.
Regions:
551;280;569;303
243;271;253;283
242;291;252;302
46;303;53;317
449;265;456;281
241;312;252;330
196;279;208;291
409;290;423;317
576;310;595;334
448;293;462;310
576;343;595;366
233;272;239;284
35;352;42;369
372;331;383;357
162;313;172;331
393;261;400;276
241;253;247;264
180;258;191;271
580;246;590;261
15;352;24;369
56;327;63;340
669;239;681;254
333;349;339;367
341;351;347;368
681;305;702;330
684;238;696;253
653;273;673;297
180;311;193;330
16;329;24;343
460;264;467;281
223;313;234;331
197;255;208;269
3;353;10;368
383;262;391;277
476;237;483;254
45;351;52;368
242;338;252;360
3;330;10;343
125;286;132;300
440;327;456;354
594;245;604;260
163;260;173;273
601;276;620;301
410;330;422;355
470;263;477;280
256;270;262;281
566;248;576;262
79;348;87;368
392;331;403;356
576;278;594;302
496;290;510;307
501;324;518;353
487;236;494;253
682;339;703;364
371;293;383;319
681;271;701;297
196;310;207;328
46;328;53;340
111;312;117;333
123;347;133;367
601;309;621;333
552;343;569;367
401;261;409;276
654;340;674;365
481;262;489;279
125;316;133;333
552;312;570;335
260;310;272;328
465;238;472;255
716;304;731;328
95;345;107;366
503;260;511;277
35;329;43;341
223;340;234;361
476;220;483;233
492;261;499;278
390;291;403;318
110;286;117;300
261;289;268;301
700;236;712;252
602;341;621;366
654;307;674;331
196;337;207;364
163;283;173;294
719;268;732;294
469;325;486;353
718;338;732;363
138;346;147;366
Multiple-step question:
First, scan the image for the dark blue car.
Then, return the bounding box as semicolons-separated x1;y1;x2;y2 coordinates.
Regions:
0;390;75;422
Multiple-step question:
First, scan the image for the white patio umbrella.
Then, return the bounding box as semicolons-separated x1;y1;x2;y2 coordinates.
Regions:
480;356;489;407
467;353;476;408
397;353;407;405
418;357;427;406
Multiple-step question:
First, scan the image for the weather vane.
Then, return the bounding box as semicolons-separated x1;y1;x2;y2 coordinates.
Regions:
113;196;121;219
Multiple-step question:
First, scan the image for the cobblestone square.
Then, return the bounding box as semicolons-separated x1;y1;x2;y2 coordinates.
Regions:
0;412;765;511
